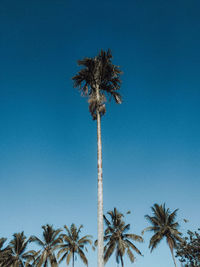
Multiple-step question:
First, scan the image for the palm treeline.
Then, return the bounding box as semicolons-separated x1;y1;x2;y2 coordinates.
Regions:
1;51;194;267
0;204;187;266
0;224;92;267
0;209;143;267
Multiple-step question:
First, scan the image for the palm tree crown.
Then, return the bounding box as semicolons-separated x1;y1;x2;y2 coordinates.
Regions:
72;49;122;120
103;208;143;267
57;224;92;267
30;224;62;267
3;232;35;267
143;203;183;267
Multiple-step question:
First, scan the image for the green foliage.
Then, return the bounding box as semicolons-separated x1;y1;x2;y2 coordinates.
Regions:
30;224;62;267
72;49;122;120
143;203;183;252
176;229;200;267
103;208;143;267
0;232;36;267
57;224;92;267
143;203;183;267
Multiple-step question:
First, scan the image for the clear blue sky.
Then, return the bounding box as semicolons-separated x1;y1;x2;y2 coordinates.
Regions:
0;0;200;266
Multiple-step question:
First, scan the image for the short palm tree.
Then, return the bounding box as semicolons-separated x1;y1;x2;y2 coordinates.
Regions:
143;203;183;267
103;208;143;267
57;224;92;267
2;232;35;267
73;49;122;267
30;224;62;267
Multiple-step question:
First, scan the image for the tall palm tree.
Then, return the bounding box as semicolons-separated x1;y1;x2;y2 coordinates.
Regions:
72;49;122;267
143;203;183;267
57;224;92;267
103;208;143;267
30;224;62;267
2;232;36;267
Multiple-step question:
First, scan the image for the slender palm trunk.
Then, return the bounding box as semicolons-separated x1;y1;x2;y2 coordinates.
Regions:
169;246;178;267
120;254;124;267
96;85;104;267
72;251;74;267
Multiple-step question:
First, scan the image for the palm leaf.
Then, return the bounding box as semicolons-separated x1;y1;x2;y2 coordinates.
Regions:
78;248;88;266
124;234;143;242
66;251;72;265
104;242;116;263
127;247;135;262
125;239;143;256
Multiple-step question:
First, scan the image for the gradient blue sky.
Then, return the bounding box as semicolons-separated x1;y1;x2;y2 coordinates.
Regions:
0;0;200;266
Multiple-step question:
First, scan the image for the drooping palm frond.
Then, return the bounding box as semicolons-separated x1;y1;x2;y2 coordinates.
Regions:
124;239;143;255
124;233;144;242
104;241;116;263
103;208;143;267
57;224;92;267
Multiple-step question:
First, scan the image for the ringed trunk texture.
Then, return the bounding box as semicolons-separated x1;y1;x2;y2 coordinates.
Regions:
96;85;104;267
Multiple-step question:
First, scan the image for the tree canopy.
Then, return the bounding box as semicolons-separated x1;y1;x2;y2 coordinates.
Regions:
176;229;200;267
103;208;143;267
72;49;122;120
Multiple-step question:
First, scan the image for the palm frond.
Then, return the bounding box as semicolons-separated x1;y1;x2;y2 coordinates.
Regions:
104;242;116;263
78;236;93;245
149;232;163;252
141;226;159;235
66;251;72;265
78;248;88;266
127;247;135;262
124;234;143;243
168;209;178;224
49;253;58;267
29;236;44;247
124;239;143;256
58;251;68;264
